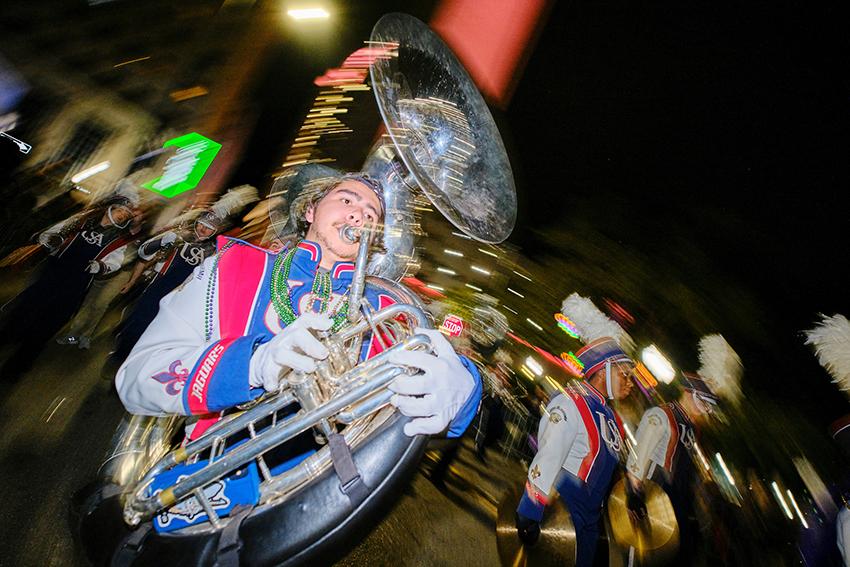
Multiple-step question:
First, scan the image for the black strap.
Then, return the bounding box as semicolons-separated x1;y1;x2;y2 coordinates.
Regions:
111;523;152;567
216;504;253;567
328;432;370;506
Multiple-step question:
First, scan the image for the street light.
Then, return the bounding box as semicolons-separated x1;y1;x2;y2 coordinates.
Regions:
641;345;675;384
525;356;543;376
287;8;329;20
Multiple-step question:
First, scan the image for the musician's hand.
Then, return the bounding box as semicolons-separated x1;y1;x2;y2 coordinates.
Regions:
38;232;62;251
626;481;648;522
387;328;476;436
249;313;331;392
515;512;541;546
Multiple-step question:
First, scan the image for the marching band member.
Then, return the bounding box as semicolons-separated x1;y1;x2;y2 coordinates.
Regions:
805;315;850;566
116;168;481;445
0;182;138;375
515;293;635;567
625;334;742;564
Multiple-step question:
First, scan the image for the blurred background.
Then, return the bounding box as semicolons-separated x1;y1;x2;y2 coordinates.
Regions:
1;0;849;565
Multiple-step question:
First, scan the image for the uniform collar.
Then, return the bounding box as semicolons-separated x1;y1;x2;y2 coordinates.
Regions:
290;240;356;291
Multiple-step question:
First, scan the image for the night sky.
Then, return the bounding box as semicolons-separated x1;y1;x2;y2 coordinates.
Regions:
503;0;850;428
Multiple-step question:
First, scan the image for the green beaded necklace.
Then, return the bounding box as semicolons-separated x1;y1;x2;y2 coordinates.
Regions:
270;245;350;332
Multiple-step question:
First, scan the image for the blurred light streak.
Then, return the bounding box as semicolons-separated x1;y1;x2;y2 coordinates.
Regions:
513;270;532;282
42;397;67;423
507;287;524;298
560;352;584;376
471;265;491;275
716;453;735;486
554;313;579;338
641;345;675;384
478;248;498;258
793;457;837;517
444;249;464;257
525;357;543;376
504;306;518;314
621;421;637;447
114;56;150;68
452;231;473;240
436;267;456;275
771;481;794;520
170;86;208;102
526;318;543;331
71;161;110;183
426;284;445;292
73;186;91;194
786;490;809;528
519;366;535;380
288;8;329;20
465;283;482;292
693;441;710;470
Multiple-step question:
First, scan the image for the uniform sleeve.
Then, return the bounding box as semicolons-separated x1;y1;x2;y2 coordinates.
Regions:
115;254;270;416
138;231;173;261
529;394;582;495
517;394;582;521
626;406;669;480
838;507;850;566
445;355;482;438
99;242;127;274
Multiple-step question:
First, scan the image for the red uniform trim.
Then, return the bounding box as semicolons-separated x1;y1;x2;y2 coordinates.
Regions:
573;393;601;481
662;405;679;471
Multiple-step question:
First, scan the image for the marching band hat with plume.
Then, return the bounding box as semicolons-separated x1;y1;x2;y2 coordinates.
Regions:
688;333;743;407
561;293;635;378
804;313;850;399
196;185;259;230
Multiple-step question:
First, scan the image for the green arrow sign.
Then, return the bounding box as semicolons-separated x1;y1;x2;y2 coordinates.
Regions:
142;132;221;198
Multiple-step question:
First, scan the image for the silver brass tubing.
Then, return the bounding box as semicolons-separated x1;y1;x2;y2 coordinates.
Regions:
193;487;222;529
347;225;372;323
259;409;382;502
127;391;296;509
337;304;429;342
124;335;428;524
336;389;394;424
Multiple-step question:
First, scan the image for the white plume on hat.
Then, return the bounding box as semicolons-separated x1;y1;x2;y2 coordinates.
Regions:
804;314;850;397
697;334;743;405
560;293;634;351
210;185;258;219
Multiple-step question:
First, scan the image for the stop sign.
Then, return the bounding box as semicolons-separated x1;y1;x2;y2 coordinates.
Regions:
441;314;465;337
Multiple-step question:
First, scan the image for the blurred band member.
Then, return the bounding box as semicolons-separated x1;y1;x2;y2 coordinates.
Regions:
0;184;138;375
625;335;742;564
516;293;635;567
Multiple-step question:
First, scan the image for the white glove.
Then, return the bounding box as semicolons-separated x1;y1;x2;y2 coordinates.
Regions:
249;312;332;392
85;260;102;274
38;232;61;250
387;328;476;436
161;231;178;246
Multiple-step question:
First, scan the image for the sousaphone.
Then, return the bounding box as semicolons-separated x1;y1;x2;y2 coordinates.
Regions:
76;12;516;567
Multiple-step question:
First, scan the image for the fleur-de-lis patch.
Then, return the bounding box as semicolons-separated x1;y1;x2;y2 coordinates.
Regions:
530;464;541;479
152;360;189;395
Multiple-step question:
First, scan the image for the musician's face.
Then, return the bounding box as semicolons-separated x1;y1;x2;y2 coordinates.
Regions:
612;363;635;399
305;180;383;266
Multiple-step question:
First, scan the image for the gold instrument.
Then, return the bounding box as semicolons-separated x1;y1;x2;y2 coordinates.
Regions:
607;479;679;565
495;485;577;567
